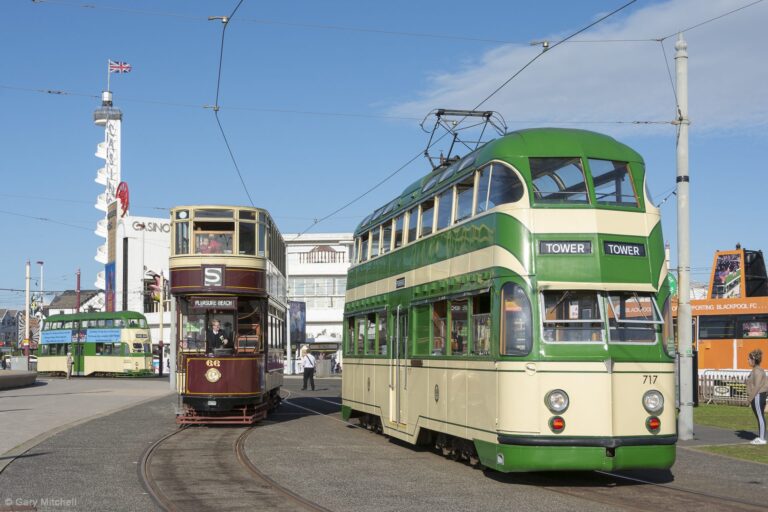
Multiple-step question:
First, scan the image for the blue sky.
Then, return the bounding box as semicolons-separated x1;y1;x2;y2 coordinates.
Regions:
1;0;767;307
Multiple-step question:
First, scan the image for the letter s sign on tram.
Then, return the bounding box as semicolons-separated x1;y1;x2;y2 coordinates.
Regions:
204;267;223;287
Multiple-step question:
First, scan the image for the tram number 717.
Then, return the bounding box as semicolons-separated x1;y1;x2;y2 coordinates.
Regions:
642;374;658;385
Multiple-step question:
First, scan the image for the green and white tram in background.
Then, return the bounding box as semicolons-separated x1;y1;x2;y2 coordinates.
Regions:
38;311;153;376
341;128;676;472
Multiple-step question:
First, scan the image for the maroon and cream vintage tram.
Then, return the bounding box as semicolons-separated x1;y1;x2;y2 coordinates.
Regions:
170;205;287;424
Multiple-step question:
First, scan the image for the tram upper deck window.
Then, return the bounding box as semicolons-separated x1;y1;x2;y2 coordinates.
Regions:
175;210;190;255
455;178;474;222
239;222;256;255
393;214;404;249
541;291;604;342
194;220;234;254
195;209;234;219
476;163;525;214
435;188;453;232
530;157;589;204
360;232;369;262
407;206;419;243
381;222;392;255
258;212;267;257
370;226;381;258
606;292;662;343
589;159;638;207
420;199;435;238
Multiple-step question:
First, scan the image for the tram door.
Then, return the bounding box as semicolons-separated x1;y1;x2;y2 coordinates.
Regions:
389;307;408;428
72;322;86;376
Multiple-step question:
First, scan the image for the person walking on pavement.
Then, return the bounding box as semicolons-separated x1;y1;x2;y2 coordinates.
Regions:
746;348;768;445
66;352;73;380
301;348;316;391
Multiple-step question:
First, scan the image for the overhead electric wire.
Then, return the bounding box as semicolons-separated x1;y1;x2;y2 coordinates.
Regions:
0;209;92;231
471;0;638;112
209;0;255;208
658;0;765;41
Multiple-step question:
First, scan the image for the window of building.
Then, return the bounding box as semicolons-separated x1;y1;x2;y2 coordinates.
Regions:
589;159;638;206
501;283;532;355
407;207;419;243
435;189;453;232
420;199;435;238
455;178;474;223
606;292;661;343
530;157;589;204
393;214;404;249
413;305;431;356
542;291;603;342
381;221;392;255
450;299;468;355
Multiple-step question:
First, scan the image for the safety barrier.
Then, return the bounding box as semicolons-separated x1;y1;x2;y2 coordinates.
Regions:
699;370;750;405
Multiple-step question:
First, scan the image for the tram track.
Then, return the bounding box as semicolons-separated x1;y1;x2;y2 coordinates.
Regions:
139;420;331;512
513;469;767;511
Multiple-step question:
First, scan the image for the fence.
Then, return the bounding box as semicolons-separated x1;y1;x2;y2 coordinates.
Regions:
698;370;750;405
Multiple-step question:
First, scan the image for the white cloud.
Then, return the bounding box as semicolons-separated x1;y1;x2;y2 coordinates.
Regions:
389;0;768;135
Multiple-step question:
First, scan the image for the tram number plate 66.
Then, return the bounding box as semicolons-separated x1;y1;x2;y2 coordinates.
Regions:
206;359;221;367
643;374;658;384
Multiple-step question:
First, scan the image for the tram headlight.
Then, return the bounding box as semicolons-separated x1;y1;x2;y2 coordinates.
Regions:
642;390;664;414
545;389;569;414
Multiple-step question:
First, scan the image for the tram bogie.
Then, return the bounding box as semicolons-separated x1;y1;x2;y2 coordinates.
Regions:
341;128;677;473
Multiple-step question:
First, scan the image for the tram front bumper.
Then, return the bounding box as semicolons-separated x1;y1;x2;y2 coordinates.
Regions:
475;435;677;472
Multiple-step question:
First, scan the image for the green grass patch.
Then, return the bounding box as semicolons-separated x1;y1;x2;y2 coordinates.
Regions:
697;445;768;464
693;403;756;431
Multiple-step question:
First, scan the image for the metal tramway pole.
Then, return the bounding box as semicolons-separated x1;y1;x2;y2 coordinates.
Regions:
675;34;694;441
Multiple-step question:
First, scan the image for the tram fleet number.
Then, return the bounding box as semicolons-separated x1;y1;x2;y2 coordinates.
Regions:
643;374;658;384
206;360;221;367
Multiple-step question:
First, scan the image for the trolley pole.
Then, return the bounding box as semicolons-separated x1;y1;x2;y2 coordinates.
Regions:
675;33;694;440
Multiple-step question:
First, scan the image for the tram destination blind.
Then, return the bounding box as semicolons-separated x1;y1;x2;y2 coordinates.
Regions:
538;241;592;255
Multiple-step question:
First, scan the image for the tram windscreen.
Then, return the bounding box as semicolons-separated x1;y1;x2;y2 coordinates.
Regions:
541;291;603;342
606;292;662;343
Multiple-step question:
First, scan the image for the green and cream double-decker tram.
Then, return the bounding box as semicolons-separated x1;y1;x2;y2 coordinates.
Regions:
170;205;287;424
341;128;676;472
38;311;153;376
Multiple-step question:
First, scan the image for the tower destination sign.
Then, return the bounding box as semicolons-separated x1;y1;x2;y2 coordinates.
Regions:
538;241;592;255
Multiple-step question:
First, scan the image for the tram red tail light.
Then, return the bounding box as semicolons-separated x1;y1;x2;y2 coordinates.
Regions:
646;416;661;434
549;416;566;433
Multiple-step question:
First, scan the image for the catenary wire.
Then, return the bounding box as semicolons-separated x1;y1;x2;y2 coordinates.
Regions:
210;0;255;208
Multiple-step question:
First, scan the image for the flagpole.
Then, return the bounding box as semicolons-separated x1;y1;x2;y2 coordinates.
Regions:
106;59;111;92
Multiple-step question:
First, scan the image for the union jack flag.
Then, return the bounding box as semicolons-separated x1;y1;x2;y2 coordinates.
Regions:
108;60;132;73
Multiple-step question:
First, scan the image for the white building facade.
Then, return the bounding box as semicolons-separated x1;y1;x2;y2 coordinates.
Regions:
115;215;171;357
285;233;353;363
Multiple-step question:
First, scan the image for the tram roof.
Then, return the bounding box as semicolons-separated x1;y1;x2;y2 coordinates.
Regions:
44;311;148;322
356;127;642;233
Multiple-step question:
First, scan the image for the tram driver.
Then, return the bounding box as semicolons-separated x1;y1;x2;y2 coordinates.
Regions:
204;319;232;354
